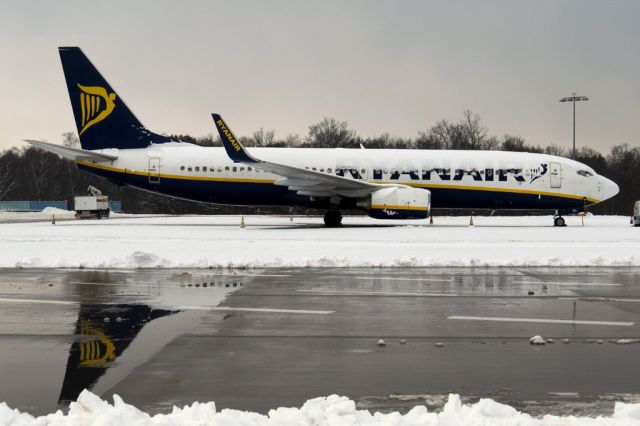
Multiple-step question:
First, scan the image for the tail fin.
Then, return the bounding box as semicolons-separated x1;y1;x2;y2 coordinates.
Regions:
58;47;172;150
212;114;258;163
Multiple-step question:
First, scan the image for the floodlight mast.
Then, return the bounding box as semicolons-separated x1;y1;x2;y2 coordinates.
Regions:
559;93;589;160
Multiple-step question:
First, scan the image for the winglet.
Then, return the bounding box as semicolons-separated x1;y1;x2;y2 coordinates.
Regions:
212;114;258;163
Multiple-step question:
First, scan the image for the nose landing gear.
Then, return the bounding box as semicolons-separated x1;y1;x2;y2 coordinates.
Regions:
553;216;566;227
324;210;342;227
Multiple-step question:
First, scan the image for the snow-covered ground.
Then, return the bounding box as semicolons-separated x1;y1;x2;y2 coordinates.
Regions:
0;214;637;268
0;207;139;222
1;390;639;425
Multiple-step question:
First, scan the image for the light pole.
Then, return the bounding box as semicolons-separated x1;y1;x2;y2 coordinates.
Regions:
559;93;589;160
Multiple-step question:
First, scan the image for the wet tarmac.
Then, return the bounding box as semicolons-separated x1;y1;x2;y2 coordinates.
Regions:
0;267;639;416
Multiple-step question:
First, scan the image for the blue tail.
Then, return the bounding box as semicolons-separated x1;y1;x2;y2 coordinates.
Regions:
58;47;173;150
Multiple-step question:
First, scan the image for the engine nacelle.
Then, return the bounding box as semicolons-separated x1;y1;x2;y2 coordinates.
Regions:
360;187;431;220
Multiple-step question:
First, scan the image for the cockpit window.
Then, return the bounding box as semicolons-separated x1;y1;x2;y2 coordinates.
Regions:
577;170;593;177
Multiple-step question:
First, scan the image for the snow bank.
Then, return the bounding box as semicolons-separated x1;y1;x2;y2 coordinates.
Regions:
1;391;639;425
40;207;73;215
0;215;638;268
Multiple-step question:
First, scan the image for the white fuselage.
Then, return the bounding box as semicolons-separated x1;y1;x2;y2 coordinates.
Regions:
77;144;619;211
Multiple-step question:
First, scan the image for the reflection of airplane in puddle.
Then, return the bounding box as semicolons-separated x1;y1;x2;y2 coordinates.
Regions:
57;275;248;405
27;271;329;407
58;304;178;403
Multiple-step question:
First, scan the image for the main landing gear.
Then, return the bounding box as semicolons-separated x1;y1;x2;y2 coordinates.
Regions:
553;215;566;227
324;210;342;227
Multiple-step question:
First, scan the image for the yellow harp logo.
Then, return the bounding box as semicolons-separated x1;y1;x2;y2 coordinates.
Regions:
77;320;116;367
77;84;117;135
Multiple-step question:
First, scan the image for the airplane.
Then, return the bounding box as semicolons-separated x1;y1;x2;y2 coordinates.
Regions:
27;47;619;227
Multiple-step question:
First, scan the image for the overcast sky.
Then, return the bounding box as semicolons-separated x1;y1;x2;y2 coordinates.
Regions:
1;1;638;153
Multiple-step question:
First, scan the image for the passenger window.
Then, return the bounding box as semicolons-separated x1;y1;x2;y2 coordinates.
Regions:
327;168;332;173
312;167;316;171
248;167;252;171
188;167;192;172
320;168;324;172
203;166;207;172
225;166;230;171
217;167;222;172
180;166;185;171
361;169;366;174
195;167;200;172
239;167;245;172
232;167;237;172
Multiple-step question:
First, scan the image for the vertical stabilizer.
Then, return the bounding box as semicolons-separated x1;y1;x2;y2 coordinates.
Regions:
58;47;172;150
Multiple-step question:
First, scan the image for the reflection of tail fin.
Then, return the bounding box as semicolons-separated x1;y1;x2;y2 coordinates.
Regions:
58;47;173;150
58;304;176;404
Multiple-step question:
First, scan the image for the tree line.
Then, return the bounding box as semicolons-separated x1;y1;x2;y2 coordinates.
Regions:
0;111;637;215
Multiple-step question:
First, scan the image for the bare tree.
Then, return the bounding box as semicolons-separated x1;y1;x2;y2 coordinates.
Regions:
501;135;527;152
416;119;466;149
306;118;356;148
249;128;275;147
21;147;58;199
62;132;80;148
196;134;220;147
544;144;569;157
460;110;489;150
0;155;18;200
364;133;409;149
284;134;302;147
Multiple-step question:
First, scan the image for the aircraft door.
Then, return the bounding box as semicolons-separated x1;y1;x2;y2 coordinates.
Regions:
149;158;160;183
549;162;561;188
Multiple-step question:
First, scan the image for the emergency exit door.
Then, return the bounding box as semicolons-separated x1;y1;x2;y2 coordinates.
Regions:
549;162;561;188
149;158;160;183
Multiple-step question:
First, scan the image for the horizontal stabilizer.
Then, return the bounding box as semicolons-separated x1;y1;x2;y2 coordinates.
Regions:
24;139;118;162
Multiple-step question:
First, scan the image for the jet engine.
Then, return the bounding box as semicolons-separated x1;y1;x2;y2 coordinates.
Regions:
357;186;431;219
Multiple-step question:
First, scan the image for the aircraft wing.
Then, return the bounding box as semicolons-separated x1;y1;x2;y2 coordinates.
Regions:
24;139;118;162
212;114;403;198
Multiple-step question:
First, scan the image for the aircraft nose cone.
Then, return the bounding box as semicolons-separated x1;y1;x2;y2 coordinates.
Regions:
602;177;619;200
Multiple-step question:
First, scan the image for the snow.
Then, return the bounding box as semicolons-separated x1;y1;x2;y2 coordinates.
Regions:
0;208;136;222
0;208;75;221
613;339;640;345
1;390;639;425
40;207;73;215
530;335;546;345
0;214;638;269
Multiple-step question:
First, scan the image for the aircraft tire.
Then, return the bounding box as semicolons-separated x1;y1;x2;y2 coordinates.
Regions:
554;216;566;227
324;210;342;227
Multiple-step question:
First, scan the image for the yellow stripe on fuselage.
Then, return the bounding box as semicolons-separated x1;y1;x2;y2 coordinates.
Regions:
76;161;599;203
377;181;599;204
371;205;429;211
76;161;276;184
